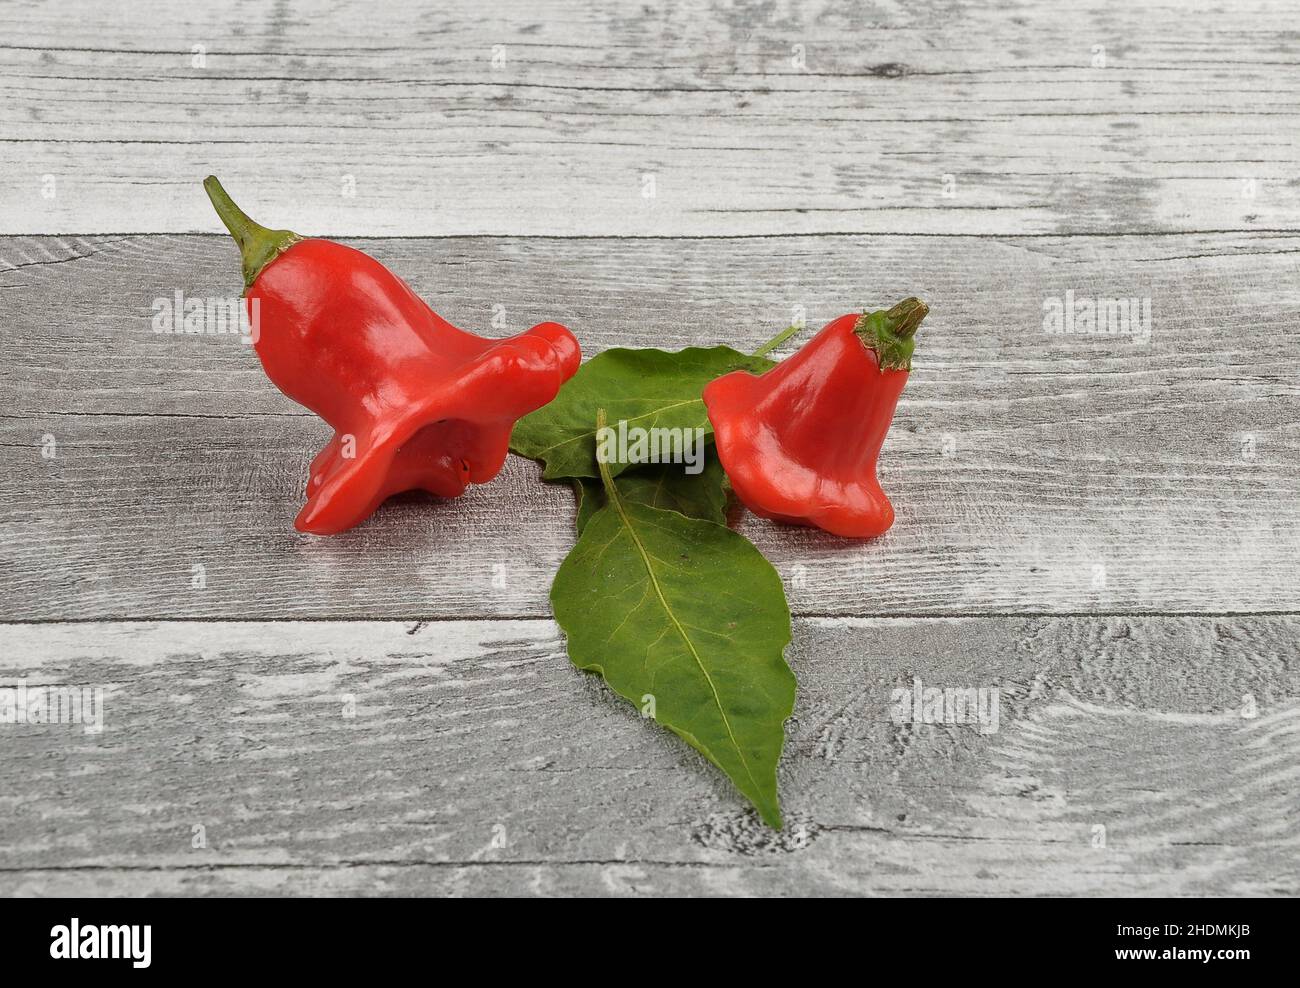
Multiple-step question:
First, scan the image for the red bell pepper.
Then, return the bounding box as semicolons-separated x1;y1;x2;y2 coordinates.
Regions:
702;298;928;538
203;177;580;535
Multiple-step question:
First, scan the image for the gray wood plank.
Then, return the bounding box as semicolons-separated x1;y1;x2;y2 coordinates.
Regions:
5;0;1296;905
1;0;1297;235
1;617;1295;896
2;233;1297;619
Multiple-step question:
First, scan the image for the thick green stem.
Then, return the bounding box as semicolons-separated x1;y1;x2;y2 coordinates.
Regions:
751;323;803;358
203;176;301;290
854;296;929;372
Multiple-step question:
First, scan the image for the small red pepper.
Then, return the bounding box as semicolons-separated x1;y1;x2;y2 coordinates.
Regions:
702;298;928;539
203;177;580;535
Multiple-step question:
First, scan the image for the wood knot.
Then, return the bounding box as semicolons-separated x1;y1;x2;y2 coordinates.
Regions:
869;62;909;78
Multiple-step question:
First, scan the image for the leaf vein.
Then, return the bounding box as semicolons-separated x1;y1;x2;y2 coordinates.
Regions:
601;490;764;804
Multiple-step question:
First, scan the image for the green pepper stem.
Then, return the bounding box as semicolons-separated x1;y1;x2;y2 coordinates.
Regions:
884;297;928;339
751;323;803;358
854;296;929;372
203;176;301;290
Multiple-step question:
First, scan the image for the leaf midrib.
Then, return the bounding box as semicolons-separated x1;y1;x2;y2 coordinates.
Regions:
602;476;764;803
526;398;706;459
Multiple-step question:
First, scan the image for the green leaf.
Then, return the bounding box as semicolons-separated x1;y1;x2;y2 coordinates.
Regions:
511;346;774;480
572;456;729;535
552;419;795;828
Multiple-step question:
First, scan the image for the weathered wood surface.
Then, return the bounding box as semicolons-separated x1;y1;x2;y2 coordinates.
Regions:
3;0;1299;898
1;617;1295;896
2;0;1298;236
3;233;1298;620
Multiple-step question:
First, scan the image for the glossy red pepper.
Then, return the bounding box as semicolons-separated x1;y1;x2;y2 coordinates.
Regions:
702;298;928;538
204;177;580;535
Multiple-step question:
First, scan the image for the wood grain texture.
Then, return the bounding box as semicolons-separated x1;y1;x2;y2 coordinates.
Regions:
2;0;1297;235
1;617;1295;896
2;232;1297;620
3;0;1298;900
